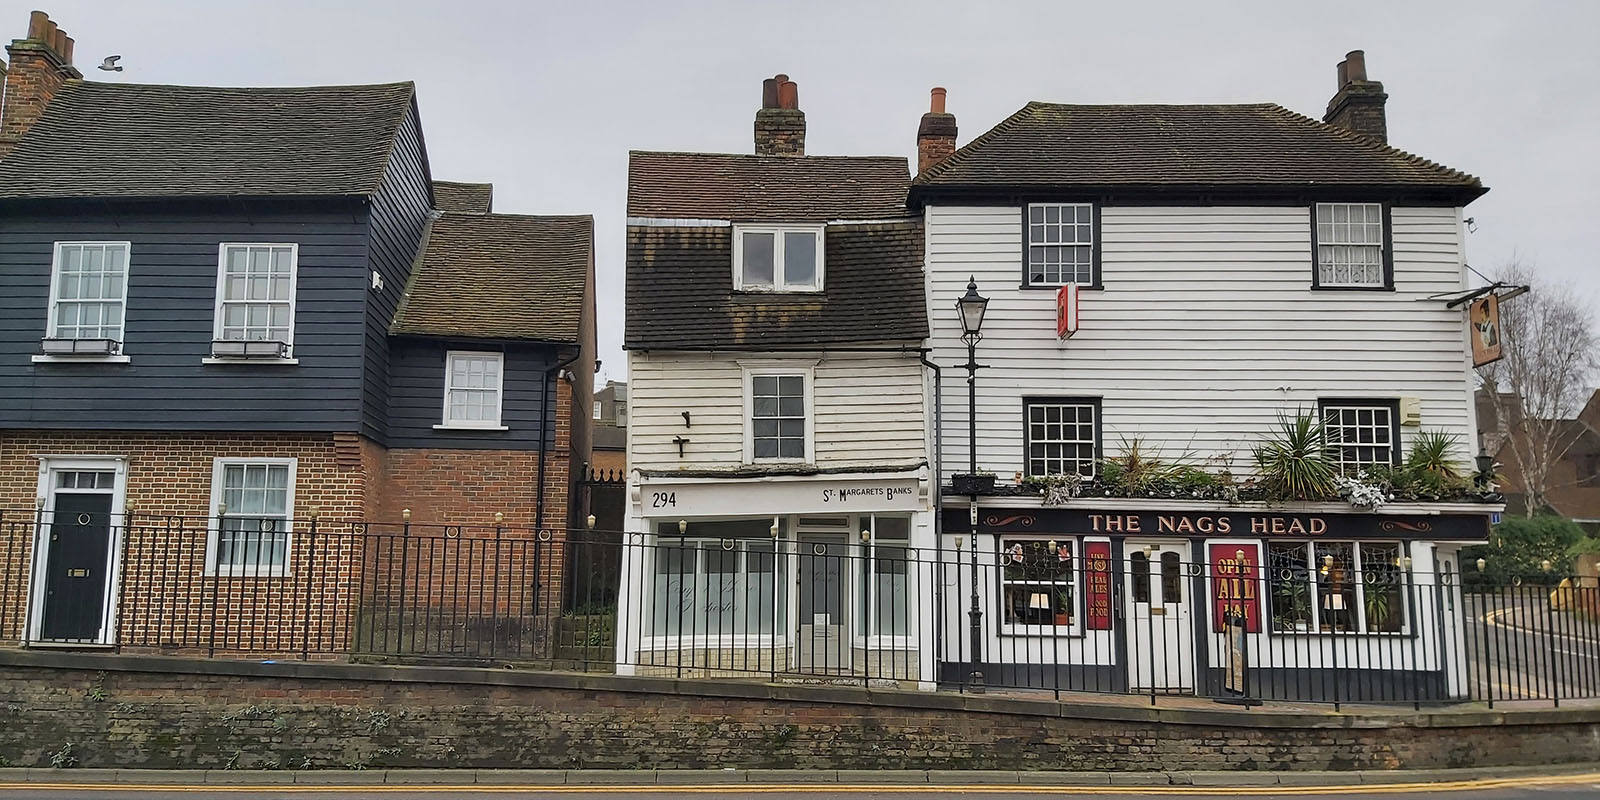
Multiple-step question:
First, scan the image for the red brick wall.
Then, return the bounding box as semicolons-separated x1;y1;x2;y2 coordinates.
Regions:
0;430;369;651
0;15;81;159
0;429;584;654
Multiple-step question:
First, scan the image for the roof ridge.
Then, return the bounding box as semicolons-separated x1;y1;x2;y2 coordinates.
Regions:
70;79;417;93
1262;104;1482;186
439;211;593;223
630;149;907;162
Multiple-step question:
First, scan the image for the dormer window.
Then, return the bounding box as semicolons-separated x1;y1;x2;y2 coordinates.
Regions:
733;225;823;291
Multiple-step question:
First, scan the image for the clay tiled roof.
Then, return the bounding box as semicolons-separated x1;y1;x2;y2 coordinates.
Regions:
392;212;591;343
0;81;416;199
913;103;1485;200
432;180;493;213
624;220;927;349
628;151;911;222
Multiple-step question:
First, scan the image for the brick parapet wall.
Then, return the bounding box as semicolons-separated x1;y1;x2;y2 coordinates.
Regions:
0;653;1597;771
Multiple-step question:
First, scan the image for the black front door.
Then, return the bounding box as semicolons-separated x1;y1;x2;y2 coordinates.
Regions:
41;492;114;641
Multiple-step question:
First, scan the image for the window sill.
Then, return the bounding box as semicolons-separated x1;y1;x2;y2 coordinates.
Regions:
205;568;291;579
32;354;130;364
1020;282;1103;291
732;287;825;295
202;357;298;365
433;424;509;432
1309;284;1395;292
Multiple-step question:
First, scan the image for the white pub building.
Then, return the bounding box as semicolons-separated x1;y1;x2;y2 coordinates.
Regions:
915;51;1502;701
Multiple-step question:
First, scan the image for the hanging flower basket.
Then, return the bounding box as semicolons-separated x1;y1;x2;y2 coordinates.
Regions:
951;473;996;495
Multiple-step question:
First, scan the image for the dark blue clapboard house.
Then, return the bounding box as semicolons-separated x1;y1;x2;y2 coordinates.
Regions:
0;11;594;647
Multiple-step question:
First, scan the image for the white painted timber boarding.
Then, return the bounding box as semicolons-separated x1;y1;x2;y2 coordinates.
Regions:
925;205;1474;481
628;350;927;471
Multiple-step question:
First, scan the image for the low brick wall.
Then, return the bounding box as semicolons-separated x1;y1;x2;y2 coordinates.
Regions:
0;650;1596;772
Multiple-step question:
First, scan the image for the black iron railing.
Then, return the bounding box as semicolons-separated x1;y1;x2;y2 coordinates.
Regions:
2;509;1596;708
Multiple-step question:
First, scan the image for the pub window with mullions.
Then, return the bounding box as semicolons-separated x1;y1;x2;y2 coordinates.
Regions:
1319;399;1400;475
1024;399;1099;478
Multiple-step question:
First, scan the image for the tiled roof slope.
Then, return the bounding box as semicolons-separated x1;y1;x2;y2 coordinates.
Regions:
914;103;1484;197
392;212;591;343
432;180;493;213
0;81;415;199
629;151;911;221
624;221;927;349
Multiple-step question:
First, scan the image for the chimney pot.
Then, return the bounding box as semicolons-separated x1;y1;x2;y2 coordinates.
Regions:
1323;49;1387;143
917;86;958;174
60;34;72;62
1345;50;1368;82
27;10;47;40
761;77;779;109
777;80;798;110
754;73;805;156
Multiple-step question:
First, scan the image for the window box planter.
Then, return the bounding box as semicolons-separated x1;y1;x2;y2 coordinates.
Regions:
951;473;996;495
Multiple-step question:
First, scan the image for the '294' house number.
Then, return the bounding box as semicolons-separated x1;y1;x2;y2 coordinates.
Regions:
651;491;677;509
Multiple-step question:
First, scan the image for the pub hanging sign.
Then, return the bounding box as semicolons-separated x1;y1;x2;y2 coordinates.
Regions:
1470;293;1503;368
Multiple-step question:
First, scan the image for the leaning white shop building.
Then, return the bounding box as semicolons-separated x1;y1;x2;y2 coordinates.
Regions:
615;76;939;684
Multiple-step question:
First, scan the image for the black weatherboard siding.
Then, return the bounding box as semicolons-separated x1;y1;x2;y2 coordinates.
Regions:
362;104;435;442
385;340;556;450
0;203;369;430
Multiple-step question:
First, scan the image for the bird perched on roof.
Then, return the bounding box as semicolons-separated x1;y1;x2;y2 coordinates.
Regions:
97;55;122;72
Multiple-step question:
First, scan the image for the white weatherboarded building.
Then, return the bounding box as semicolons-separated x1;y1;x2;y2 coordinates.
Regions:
913;53;1501;700
615;76;938;684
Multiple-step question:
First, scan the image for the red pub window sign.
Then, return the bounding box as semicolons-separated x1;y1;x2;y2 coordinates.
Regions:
1056;283;1079;339
1084;540;1112;630
1209;543;1261;633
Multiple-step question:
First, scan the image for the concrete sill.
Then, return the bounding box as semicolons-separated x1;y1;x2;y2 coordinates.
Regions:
433;424;509;431
32;354;130;364
202;357;299;366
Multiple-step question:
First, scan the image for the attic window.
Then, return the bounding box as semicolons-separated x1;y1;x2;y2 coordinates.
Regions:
734;225;823;291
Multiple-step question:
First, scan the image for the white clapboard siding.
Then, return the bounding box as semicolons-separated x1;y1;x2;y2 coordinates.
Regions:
925;204;1474;479
628;351;927;471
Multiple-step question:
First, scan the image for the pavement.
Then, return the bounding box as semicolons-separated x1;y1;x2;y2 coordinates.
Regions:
1;764;1599;798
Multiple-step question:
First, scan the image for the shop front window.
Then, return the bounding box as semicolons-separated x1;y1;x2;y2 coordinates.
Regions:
650;518;786;639
1001;538;1075;631
1268;541;1407;634
856;516;911;638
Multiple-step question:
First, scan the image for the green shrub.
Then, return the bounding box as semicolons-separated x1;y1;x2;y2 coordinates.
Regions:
1462;515;1585;588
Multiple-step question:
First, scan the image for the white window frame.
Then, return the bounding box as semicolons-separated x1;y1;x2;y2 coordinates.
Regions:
740;363;815;465
1025;203;1095;286
205;457;296;578
998;536;1082;637
1265;540;1411;635
208;242;299;362
437;350;508;431
1320;399;1400;476
1314;203;1386;288
732;224;825;292
37;241;133;363
1023;399;1099;478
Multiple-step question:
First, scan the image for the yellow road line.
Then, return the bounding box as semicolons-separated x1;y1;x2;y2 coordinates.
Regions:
0;771;1597;795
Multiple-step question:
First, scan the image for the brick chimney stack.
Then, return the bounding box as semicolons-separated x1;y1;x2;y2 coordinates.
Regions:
1323;50;1387;143
754;74;805;156
917;87;957;174
0;11;82;159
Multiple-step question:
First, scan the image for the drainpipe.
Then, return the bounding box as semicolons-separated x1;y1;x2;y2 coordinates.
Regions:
537;347;586;530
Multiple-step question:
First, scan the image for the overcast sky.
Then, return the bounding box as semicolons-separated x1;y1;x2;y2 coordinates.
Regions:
32;0;1600;384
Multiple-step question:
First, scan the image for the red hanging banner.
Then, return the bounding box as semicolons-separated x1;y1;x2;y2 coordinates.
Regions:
1084;540;1112;630
1209;543;1261;633
1056;283;1079;339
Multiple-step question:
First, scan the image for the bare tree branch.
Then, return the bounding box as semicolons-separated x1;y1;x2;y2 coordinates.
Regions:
1477;260;1600;516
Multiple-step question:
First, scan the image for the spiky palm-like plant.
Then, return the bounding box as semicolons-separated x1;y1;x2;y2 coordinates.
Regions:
1254;412;1338;501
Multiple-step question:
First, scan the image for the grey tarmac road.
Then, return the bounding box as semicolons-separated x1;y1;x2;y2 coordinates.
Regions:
5;781;1600;799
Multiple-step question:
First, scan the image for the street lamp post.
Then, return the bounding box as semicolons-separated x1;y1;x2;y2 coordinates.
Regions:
956;277;989;691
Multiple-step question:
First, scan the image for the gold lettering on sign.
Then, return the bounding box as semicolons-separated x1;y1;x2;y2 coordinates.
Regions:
1089;514;1104;532
1251;517;1268;534
1216;517;1232;534
1310;518;1326;535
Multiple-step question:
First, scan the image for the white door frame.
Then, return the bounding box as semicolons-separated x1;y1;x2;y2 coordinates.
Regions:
27;455;128;646
1123;538;1196;692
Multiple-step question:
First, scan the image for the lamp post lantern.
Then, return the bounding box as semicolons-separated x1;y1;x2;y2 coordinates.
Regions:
956;276;989;691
